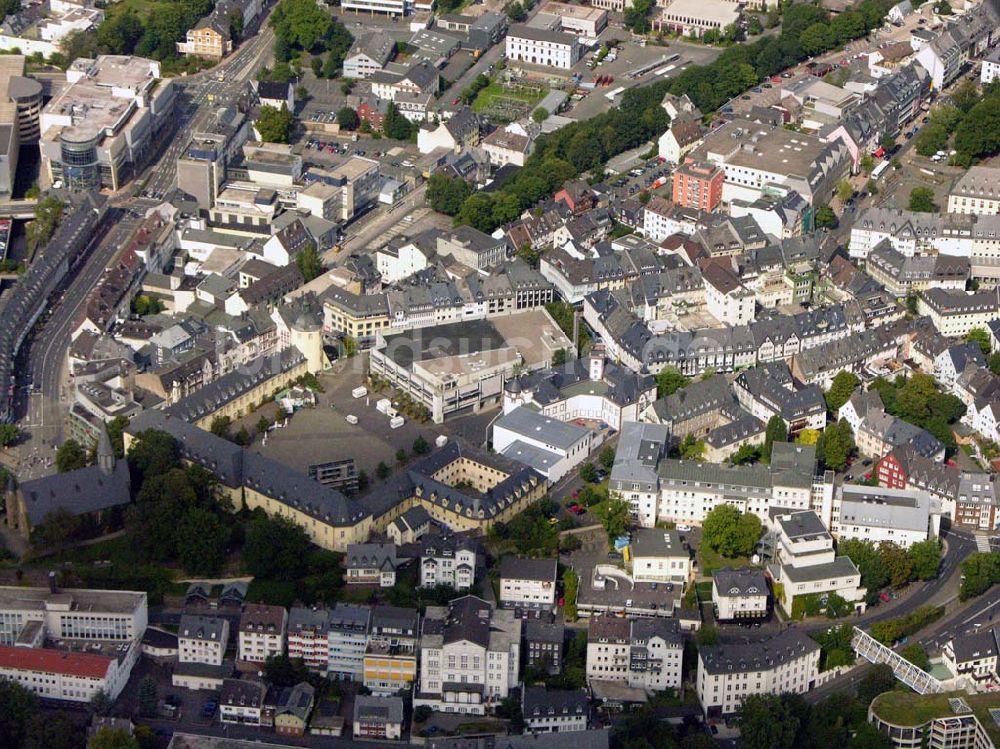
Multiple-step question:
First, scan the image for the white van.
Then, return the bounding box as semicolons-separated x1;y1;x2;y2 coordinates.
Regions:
390;416;405;429
352;386;368;399
345;414;359;425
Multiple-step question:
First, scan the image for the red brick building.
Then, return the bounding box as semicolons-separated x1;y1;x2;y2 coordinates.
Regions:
671;160;724;213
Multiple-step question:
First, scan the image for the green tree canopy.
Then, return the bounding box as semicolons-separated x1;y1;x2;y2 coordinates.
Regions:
738;694;799;749
702;504;762;558
966;326;992;355
296;241;323;282
908;187;936;213
256;104;295;143
655;367;690;399
825;371;860;412
244;514;312;580
763;415;788;462
55;439;88;473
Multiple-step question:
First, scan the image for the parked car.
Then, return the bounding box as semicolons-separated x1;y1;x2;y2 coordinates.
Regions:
676;524;692;532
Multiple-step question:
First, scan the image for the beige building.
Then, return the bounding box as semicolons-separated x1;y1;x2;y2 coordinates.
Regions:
177;19;233;59
948;166;1000;216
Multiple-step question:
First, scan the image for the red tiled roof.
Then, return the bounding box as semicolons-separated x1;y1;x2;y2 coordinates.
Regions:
0;646;113;679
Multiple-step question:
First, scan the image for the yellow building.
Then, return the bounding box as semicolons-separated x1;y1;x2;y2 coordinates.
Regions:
177;19;233;60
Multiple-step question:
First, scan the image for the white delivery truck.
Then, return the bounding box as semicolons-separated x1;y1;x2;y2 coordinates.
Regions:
352;386;367;399
390;416;405;429
345;414;359;425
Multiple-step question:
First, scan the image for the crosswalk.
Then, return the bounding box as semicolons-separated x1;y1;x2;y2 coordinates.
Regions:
976;535;993;553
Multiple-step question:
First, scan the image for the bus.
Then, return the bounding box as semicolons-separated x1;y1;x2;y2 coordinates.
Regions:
871;160;891;180
605;86;626;101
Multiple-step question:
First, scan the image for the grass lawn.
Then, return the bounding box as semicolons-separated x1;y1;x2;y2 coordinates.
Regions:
472;81;547;114
695;580;714;600
697;545;750;575
105;0;176;20
871;690;1000;746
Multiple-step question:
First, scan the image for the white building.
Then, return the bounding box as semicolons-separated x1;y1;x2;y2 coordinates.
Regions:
415;596;521;714
941;627;999;683
419;536;477;591
768;511;867;616
521;686;588;733
505;24;582;70
585;615;683;692
220;679;266;725
327;605;370;681
697;628;820;717
288;607;331;673
629;528;690;584
375;240;431;284
0;585;148;645
703;262;756;326
917;288;1000;338
492;406;594;483
482;123;534;168
947;166;1000;216
712;567;769;621
178;614;229;666
655;0;741;39
982;48;1000;85
238;604;287;665
499;557;558;610
0;644;136;703
832;485;935;548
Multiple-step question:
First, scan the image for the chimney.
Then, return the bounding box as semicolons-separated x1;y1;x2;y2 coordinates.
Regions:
48;571;58;594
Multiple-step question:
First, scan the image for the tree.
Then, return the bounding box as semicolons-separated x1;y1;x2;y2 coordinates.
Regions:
228;7;244;41
763;415;788;462
296;241;323;282
210;415;231;438
26;195;64;253
857;663;897;705
176;507;228;576
990;351;1000;375
595;496;630;542
270;0;333;51
89;727;140;749
817;418;854;472
263;654;311;687
849;723;893;749
90;689;113;716
655;366;690;398
413;435;430;455
580;462;598;483
679;434;705;460
901;643;930;672
505;0;526;21
532;106;549;123
966;326;992;355
427;174;473;216
599;445;616;471
908;538;941;581
106;415;128;458
695;624;720;646
838;538;889;593
954;97;1000;162
815;204;838;229
960;552;1000;600
730;443;761;465
552;348;568;366
127;428;180;481
383;102;416;141
702;504;762;558
376;461;391;480
32;508;82;548
25;711;78;749
879;541;913;588
138;674;159;717
414;704;433;723
255;103;295;143
738;694;799;749
55;439;88;472
0;677;39;749
825;370;860;412
836;180;854;204
395;448;407;466
908;187;936;213
244;515;311;579
796;428;821;446
336;107;359;130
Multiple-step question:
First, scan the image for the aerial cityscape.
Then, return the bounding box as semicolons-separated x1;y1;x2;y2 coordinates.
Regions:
1;0;1000;747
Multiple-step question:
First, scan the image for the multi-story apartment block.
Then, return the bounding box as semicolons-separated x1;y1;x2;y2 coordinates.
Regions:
505;24;582;69
948;166;1000;216
942;627;999;683
353;695;404;740
363;606;419;694
220;679;266;725
238;604;287;665
629;528;690;584
287;607;331;672
697;629;820;717
918;287;1000;338
525;619;564;675
585;615;683;692
420;535;477;590
0;584;147;645
176;17;233;59
522;686;588;733
712;567;769;621
832;485;934;548
499;557;558;610
672;159;723;212
178;614;229;666
327;604;371;681
415;596;521;714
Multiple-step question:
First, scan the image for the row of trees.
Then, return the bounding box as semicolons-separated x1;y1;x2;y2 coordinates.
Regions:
62;0;217;66
915;79;1000;167
837;537;942;603
869;372;965;455
26;196;64;253
960;551;1000;600
445;83;671;233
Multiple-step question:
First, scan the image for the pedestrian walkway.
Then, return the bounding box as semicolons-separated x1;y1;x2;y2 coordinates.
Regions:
851;627;945;695
976;535;992;553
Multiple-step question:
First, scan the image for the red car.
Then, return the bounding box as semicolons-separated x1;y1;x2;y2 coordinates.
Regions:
452;98;460;105
569;504;586;515
879;592;891;603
